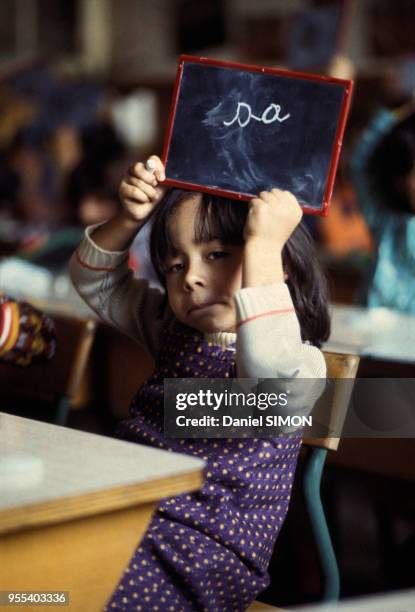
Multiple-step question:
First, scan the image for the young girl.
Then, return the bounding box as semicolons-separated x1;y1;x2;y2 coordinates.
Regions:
69;155;329;611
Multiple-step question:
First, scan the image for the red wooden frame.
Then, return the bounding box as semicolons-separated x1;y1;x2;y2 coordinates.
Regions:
162;55;354;216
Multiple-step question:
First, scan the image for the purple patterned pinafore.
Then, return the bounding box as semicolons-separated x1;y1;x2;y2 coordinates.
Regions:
107;322;302;612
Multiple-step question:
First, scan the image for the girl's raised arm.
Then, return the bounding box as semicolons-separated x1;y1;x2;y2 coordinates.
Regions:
69;157;173;358
235;188;326;392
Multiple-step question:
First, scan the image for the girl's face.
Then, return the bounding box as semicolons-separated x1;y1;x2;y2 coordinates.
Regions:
164;196;244;333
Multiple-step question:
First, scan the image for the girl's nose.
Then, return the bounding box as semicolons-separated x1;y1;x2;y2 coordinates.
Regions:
183;265;205;291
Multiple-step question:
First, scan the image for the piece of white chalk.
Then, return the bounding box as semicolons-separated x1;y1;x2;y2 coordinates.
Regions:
145;159;156;172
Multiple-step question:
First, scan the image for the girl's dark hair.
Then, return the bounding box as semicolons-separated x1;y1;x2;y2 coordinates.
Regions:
149;189;330;347
367;113;415;214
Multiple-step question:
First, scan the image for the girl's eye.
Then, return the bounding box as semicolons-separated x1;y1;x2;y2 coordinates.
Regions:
166;262;184;274
207;251;229;261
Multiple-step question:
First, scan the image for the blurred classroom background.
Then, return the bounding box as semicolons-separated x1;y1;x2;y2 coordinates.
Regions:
1;0;415;608
1;0;414;299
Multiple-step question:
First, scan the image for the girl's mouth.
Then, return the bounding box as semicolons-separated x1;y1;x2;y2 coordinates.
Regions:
188;301;223;315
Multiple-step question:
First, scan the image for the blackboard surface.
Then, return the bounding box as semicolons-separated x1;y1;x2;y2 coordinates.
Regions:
163;56;353;215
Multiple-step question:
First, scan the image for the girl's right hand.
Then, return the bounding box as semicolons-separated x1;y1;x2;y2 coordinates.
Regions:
119;155;167;223
244;188;303;250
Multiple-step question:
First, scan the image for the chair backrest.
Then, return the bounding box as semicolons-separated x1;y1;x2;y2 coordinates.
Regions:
302;351;360;452
0;314;97;405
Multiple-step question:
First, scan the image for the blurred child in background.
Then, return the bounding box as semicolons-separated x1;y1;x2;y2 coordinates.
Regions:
350;101;415;313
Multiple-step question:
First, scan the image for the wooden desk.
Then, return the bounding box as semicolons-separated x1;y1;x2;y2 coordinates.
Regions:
0;413;204;611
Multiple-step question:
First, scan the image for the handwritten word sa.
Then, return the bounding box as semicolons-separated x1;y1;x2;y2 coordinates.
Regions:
223;102;290;128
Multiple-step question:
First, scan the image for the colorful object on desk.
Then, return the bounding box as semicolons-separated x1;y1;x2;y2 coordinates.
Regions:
0;294;56;366
0;313;96;426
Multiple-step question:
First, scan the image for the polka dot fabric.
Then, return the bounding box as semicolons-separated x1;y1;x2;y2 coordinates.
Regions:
108;322;302;611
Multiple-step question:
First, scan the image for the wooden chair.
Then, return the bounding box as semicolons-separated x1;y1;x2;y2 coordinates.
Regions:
301;351;360;602
249;351;360;611
0;314;97;426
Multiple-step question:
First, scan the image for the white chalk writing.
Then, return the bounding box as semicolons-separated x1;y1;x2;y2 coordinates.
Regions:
223;102;290;128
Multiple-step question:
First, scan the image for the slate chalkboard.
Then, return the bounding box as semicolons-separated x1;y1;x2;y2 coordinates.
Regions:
162;56;353;215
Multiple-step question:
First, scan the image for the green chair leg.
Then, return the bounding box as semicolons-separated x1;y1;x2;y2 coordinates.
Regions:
55;396;71;426
303;446;340;602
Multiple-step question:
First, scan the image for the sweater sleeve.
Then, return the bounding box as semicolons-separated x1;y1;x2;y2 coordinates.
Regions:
234;283;326;427
69;225;173;358
234;283;326;378
349;108;396;234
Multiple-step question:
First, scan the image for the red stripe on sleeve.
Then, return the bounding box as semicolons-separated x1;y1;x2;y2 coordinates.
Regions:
236;308;294;329
75;249;128;272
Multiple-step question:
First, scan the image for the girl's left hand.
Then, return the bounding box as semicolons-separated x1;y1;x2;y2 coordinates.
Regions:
244;188;303;250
